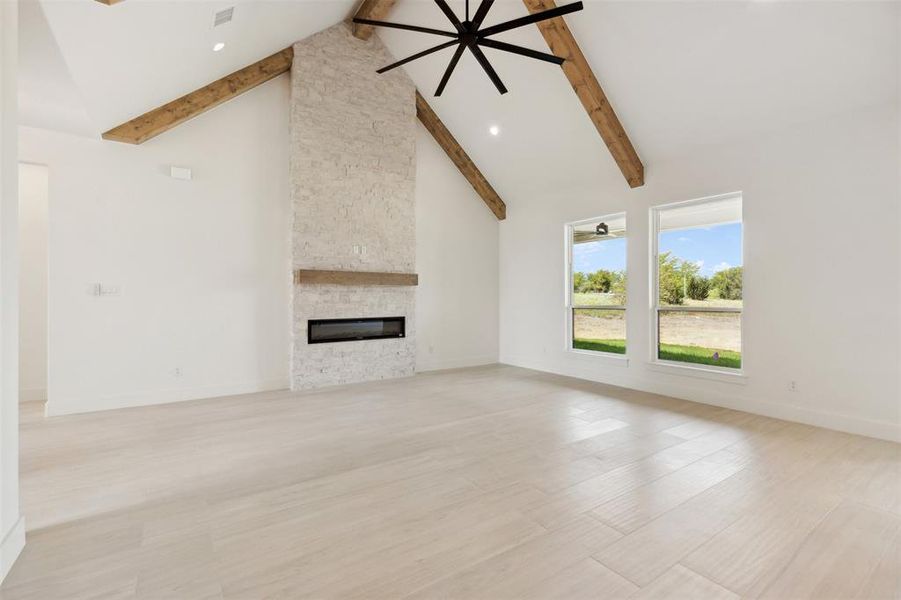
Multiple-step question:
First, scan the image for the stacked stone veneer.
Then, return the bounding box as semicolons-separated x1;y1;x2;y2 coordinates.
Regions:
290;23;416;390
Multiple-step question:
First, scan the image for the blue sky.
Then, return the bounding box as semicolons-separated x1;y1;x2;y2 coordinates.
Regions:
573;237;626;273
573;222;742;276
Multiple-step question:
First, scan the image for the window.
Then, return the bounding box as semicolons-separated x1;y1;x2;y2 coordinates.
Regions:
567;214;627;355
651;194;743;371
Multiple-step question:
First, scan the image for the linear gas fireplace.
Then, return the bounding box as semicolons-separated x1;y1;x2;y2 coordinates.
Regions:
307;317;406;344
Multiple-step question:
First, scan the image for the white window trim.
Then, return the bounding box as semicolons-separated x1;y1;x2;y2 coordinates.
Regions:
645;359;747;384
649;192;745;380
564;213;628;363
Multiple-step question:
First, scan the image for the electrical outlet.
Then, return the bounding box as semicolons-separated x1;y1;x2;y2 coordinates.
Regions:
173;367;183;378
788;380;798;392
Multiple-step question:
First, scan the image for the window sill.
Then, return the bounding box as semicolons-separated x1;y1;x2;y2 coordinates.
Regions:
645;360;747;385
568;348;630;367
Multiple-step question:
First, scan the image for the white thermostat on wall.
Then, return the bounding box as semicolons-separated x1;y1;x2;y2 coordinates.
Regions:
169;166;192;180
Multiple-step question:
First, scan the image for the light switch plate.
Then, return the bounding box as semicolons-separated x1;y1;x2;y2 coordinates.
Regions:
170;166;192;180
92;283;121;297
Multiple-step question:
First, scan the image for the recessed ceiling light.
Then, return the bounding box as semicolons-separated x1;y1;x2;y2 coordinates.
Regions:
213;42;226;52
489;125;500;136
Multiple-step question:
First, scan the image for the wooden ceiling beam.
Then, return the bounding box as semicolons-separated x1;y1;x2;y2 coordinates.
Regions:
415;91;506;220
102;47;294;144
352;0;398;40
99;18;504;218
353;0;643;187
522;0;644;187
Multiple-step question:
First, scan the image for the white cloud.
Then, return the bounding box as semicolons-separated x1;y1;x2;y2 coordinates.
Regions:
697;260;733;276
677;237;691;243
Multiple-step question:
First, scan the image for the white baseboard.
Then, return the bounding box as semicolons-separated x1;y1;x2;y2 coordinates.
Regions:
44;378;290;417
19;388;46;403
0;516;25;585
417;354;499;372
500;354;900;443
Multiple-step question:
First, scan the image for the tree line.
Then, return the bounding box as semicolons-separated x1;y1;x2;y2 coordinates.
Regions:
574;252;742;305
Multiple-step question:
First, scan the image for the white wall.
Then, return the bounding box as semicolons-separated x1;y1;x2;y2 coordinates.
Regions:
19;77;293;416
499;104;901;442
415;125;499;371
17;163;47;402
18;74;500;415
0;0;25;585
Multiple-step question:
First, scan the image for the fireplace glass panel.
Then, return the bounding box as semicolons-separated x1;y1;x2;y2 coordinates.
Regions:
308;317;405;344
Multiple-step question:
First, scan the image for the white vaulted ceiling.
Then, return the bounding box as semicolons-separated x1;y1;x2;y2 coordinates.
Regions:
18;0;94;135
26;0;358;131
22;0;900;201
374;0;898;196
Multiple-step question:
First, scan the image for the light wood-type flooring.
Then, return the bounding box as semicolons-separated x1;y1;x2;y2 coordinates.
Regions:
2;365;899;599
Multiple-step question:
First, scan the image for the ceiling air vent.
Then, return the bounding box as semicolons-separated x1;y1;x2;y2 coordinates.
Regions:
213;7;234;27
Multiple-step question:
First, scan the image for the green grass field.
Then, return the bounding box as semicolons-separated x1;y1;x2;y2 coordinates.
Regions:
573;338;741;369
573;293;623;307
573;339;627;354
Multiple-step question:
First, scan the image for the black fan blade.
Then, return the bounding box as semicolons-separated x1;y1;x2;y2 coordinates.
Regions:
377;40;459;74
471;0;496;27
468;44;508;94
433;0;464;32
478;1;583;38
478;38;564;65
352;17;458;38
435;43;466;96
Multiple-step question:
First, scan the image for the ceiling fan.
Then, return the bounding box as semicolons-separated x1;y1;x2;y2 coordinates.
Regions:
353;0;584;96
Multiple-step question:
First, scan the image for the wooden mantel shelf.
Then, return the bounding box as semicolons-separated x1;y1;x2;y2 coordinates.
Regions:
293;269;419;287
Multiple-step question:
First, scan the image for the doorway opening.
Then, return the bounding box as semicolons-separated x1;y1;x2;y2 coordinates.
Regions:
18;163;48;406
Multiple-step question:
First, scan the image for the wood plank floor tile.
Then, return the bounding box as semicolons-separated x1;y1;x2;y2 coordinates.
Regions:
589;449;749;533
757;502;901;599
518;558;638;599
628;565;738;600
593;466;773;587
404;516;622;599
2;365;897;600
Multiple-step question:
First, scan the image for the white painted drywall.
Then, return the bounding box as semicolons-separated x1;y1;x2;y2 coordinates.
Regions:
18;163;47;403
18;73;500;415
19;77;293;416
415;125;499;371
499;104;901;442
0;0;25;585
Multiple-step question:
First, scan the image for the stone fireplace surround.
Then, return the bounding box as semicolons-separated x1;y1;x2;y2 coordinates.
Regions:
290;23;417;390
